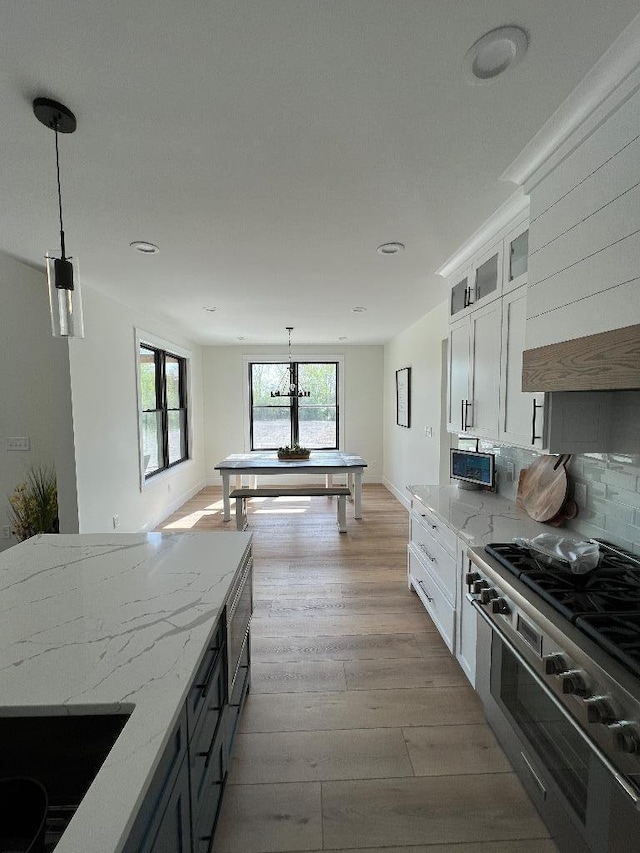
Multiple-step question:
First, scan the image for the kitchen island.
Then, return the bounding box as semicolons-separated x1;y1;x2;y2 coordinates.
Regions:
0;531;252;853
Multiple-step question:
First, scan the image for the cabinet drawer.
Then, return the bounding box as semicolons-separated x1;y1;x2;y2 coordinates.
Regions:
408;547;455;652
187;619;225;735
189;650;226;812
409;519;456;602
410;503;456;557
192;722;227;853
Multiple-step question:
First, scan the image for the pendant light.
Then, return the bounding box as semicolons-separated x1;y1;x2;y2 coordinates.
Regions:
270;327;310;398
33;97;84;338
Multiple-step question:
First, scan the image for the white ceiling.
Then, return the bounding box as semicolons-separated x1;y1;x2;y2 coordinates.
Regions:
1;1;638;345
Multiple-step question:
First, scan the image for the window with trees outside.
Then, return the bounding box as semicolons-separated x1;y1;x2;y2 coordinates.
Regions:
250;362;339;450
139;343;189;479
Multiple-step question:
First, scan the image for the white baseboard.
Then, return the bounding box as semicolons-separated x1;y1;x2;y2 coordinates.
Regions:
383;477;411;510
141;478;207;531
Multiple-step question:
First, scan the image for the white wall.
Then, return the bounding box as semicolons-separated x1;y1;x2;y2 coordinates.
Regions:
68;285;205;533
383;300;450;506
0;252;78;551
202;344;384;483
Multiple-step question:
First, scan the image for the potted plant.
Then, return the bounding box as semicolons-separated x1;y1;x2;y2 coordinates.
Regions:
277;443;310;460
8;465;59;542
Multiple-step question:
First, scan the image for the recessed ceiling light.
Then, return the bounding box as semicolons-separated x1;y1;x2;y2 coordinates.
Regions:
203;306;218;312
352;306;367;313
237;336;247;341
130;241;159;255
463;26;528;85
377;242;404;255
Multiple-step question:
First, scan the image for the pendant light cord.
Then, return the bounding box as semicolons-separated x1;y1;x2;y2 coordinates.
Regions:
53;119;67;260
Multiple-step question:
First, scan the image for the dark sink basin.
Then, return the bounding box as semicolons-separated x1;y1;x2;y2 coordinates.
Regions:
0;713;131;850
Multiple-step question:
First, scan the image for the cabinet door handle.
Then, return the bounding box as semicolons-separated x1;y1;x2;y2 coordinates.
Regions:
531;399;544;445
417;580;433;602
463;400;472;430
460;399;465;431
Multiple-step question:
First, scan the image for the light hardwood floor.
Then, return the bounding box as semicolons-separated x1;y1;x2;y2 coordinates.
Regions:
158;484;557;853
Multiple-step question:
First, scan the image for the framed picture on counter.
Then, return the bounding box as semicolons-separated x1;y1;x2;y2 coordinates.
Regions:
396;367;411;428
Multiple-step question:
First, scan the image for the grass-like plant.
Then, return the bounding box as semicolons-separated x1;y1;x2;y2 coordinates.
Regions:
8;465;59;542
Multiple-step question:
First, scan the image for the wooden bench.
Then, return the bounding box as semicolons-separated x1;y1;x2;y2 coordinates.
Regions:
229;486;352;532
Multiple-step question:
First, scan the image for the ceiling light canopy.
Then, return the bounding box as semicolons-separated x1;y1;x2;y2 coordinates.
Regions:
130;241;159;255
33;97;84;338
352;306;367;313
270;327;310;398
377;242;404;255
463;26;528;85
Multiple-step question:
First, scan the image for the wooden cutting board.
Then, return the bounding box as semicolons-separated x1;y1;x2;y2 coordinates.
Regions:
520;454;571;522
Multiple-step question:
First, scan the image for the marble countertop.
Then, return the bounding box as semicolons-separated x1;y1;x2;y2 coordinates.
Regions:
0;531;252;853
407;484;550;548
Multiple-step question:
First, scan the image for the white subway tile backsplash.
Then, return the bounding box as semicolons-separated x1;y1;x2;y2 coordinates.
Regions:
479;440;640;551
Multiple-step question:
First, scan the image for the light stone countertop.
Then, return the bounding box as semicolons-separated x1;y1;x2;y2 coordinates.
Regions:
407;484;551;549
0;531;252;853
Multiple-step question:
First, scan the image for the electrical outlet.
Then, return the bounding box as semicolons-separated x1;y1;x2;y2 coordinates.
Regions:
424;426;433;438
574;482;587;507
112;515;120;529
504;462;515;482
6;436;30;451
0;525;11;539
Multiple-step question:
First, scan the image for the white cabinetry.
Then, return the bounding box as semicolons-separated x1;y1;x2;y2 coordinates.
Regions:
447;299;503;439
447;215;539;449
408;500;457;653
408;496;477;685
499;285;545;448
456;548;476;686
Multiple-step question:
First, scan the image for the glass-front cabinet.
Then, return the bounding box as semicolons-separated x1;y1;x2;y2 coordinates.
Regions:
469;239;502;311
503;220;529;293
450;272;471;319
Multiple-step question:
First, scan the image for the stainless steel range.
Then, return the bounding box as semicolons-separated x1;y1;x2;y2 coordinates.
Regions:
469;540;640;853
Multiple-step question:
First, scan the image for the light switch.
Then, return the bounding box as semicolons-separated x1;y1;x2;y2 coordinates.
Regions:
6;437;30;451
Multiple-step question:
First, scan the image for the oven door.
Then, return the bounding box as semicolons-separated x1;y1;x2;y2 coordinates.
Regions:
474;601;640;853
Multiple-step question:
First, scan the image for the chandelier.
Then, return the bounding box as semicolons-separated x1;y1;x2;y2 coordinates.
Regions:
270;327;310;398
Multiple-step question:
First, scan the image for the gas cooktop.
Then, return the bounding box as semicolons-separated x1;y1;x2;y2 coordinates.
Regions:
485;541;640;678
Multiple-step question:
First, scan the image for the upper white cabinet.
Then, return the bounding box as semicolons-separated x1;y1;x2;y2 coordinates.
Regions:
449;269;472;320
503;221;529;294
470;239;502;310
499;285;544;448
447;318;471;433
447;300;502;438
446;214;536;447
525;87;640;351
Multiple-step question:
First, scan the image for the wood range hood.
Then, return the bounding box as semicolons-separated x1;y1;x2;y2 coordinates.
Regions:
522;323;640;392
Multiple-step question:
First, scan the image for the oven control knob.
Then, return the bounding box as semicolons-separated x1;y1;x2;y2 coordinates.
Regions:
492;597;510;615
560;670;588;696
480;587;497;605
606;722;640;754
543;654;567;675
472;580;488;594
583;696;614;725
465;571;480;587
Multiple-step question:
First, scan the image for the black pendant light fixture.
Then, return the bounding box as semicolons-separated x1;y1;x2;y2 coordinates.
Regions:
270;327;310;398
33;97;84;338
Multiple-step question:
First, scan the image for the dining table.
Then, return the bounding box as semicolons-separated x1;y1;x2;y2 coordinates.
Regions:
214;451;368;523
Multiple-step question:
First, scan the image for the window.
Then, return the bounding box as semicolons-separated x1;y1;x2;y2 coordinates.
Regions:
249;362;339;450
139;343;189;479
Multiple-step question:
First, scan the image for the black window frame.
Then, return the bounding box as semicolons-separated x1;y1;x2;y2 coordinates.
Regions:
139;343;189;480
249;361;340;451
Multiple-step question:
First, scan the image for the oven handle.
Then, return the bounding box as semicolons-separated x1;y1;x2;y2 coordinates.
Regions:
471;596;640;809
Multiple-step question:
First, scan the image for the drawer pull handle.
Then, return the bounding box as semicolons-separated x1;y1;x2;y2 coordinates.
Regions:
430;524;438;531
417;580;433;602
419;543;436;562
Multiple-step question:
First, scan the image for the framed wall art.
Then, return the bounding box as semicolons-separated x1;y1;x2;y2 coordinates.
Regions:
396;367;411;428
